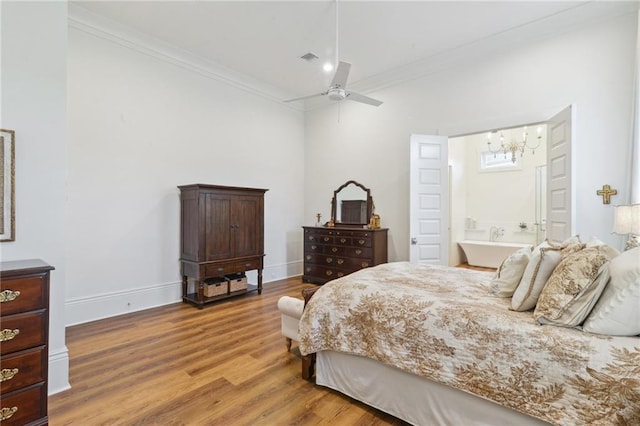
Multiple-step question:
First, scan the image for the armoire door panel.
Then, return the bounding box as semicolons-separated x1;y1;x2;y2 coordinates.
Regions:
204;194;233;261
233;198;260;257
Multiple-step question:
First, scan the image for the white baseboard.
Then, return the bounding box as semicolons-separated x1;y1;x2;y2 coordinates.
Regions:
49;346;70;395
65;261;303;326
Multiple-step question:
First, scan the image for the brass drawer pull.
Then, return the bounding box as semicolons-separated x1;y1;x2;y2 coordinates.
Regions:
355;249;362;255
326;258;333;263
358;239;366;245
309;236;316;241
337;259;344;265
217;267;224;272
0;290;20;303
340;238;347;243
0;329;19;342
305;255;311;260
311;245;317;250
305;267;311;272
0;407;18;421
326;270;333;276
337;272;344;277
245;263;252;268
323;237;330;242
361;262;370;268
0;368;18;383
331;247;338;253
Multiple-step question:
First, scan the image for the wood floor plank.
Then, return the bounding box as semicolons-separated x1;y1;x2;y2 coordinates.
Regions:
49;277;408;425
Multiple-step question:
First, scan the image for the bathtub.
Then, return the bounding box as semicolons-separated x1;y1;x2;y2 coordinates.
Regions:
458;240;533;269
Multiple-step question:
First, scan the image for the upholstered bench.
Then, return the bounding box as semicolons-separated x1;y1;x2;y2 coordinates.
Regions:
277;296;305;351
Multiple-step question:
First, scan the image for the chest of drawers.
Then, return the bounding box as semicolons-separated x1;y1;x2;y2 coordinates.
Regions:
0;259;53;426
302;226;388;284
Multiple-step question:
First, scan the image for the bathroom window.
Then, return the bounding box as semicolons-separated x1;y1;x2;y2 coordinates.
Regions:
479;151;521;172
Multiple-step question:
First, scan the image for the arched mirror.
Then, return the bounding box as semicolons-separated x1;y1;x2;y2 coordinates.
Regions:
331;180;373;227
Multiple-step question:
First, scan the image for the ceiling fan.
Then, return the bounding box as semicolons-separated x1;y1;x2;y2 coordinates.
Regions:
283;0;383;107
284;61;382;106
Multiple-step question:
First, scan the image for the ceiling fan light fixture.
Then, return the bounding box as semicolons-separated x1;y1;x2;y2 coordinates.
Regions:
327;87;346;101
323;62;334;72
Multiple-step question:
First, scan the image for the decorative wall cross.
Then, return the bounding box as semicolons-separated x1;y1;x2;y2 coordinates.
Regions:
596;184;617;204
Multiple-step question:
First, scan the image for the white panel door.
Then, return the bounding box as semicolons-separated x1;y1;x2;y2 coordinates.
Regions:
410;134;449;264
546;106;574;243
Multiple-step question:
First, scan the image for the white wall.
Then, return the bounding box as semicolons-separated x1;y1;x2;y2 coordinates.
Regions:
66;17;305;325
0;1;69;394
305;13;637;260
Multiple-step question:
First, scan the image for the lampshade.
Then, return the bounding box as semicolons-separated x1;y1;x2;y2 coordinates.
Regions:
613;204;640;234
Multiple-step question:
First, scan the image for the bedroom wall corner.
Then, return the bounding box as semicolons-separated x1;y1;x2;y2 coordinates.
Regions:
66;13;305;325
0;1;70;394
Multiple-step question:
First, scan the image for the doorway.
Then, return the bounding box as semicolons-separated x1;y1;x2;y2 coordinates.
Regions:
448;124;547;266
410;106;574;266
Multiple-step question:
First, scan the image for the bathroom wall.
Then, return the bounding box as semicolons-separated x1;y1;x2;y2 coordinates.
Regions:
449;125;547;265
448;139;467;266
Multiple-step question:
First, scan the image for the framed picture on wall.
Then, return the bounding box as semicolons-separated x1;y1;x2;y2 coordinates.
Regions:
0;129;15;242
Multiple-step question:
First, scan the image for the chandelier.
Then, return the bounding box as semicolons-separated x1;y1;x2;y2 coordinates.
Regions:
486;126;542;164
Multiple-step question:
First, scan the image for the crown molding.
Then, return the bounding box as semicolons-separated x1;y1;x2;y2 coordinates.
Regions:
68;4;304;112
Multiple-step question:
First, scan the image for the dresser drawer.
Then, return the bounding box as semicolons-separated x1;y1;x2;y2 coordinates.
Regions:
343;258;372;270
335;236;352;245
319;235;334;244
0;382;46;426
0;311;46;355
0;275;46;316
352;236;372;247
324;245;344;255
0;347;46;394
306;233;334;244
304;242;323;254
344;246;372;258
303;265;347;281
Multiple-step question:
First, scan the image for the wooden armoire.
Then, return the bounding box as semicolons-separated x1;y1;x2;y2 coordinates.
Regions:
178;184;267;308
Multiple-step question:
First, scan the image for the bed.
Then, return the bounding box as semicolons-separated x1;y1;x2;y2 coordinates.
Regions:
298;261;640;426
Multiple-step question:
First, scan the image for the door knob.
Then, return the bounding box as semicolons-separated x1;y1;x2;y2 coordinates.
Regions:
411;237;418;245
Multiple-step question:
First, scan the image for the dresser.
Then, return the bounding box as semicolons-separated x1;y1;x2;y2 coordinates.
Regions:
179;184;267;308
302;226;388;284
0;259;53;426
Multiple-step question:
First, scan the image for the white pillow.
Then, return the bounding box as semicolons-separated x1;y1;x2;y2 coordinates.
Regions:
586;236;620;260
511;237;583;311
489;246;532;297
582;247;640;336
534;247;611;327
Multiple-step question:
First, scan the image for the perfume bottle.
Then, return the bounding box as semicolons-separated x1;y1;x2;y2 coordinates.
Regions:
315;213;322;227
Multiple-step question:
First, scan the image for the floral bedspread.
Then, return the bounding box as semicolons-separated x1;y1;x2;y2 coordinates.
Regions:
298;262;640;426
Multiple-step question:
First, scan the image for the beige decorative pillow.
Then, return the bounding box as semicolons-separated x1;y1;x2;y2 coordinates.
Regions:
511;237;583;312
583;247;640;336
534;247;611;327
489;246;532;297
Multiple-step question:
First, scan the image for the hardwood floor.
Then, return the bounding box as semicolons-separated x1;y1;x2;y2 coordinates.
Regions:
49;278;408;425
456;262;497;272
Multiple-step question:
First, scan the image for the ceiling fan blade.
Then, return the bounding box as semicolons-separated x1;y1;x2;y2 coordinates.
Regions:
331;61;351;89
345;91;383;107
283;92;328;103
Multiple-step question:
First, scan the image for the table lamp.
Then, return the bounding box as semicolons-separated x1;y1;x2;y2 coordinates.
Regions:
613;204;640;250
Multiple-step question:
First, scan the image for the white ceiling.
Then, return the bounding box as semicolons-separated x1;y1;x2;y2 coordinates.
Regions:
72;1;639;106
